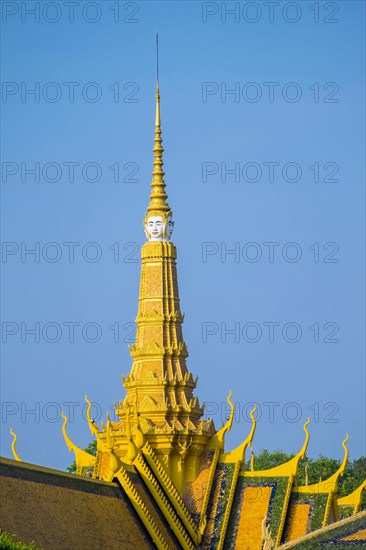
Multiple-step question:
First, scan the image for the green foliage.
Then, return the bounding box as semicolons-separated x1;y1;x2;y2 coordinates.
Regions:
66;439;97;474
338;505;354;519
0;532;42;550
245;449;366;510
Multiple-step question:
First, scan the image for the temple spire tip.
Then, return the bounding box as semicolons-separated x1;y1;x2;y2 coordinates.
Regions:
156;33;159;90
144;34;174;242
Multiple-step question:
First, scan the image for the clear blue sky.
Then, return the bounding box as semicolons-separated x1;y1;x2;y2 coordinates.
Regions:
1;1;365;471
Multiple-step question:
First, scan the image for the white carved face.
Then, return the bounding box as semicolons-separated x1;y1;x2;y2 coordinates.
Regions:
146;216;164;241
165;217;174;241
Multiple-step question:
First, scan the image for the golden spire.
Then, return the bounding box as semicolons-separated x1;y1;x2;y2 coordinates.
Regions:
101;36;212;489
145;34;172;221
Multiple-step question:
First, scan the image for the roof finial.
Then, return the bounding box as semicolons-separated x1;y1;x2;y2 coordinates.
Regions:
144;35;173;242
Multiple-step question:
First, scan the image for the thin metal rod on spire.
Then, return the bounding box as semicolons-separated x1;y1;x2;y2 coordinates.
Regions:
156;33;159;85
155;33;161;127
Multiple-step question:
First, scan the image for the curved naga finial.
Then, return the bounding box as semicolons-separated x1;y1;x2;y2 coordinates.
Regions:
298;417;311;461
322;433;349;486
247;418;311;478
61;411;75;453
84;395;100;436
207;390;235;450
225;390;235;432
340;434;349;473
326;433;349;487
61;411;96;475
10;428;22;462
220;404;257;464
246;405;257;456
298;433;349;494
284;417;310;475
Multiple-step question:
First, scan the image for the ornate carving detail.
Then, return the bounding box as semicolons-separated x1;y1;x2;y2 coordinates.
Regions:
140;395;159;411
129;341;162;358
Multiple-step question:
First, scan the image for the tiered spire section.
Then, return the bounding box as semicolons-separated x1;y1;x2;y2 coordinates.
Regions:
122;238;204;431
146;80;171;217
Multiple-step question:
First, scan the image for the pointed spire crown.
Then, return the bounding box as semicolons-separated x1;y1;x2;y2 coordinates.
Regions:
144;35;174;242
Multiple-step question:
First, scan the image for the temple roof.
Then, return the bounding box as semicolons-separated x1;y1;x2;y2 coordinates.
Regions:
0;457;154;550
278;510;366;549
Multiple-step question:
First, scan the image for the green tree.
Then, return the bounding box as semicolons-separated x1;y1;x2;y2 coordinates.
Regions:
0;531;42;550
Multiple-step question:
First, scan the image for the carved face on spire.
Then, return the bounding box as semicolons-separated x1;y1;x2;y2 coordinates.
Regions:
146;216;164;241
144;214;174;242
165;216;174;241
